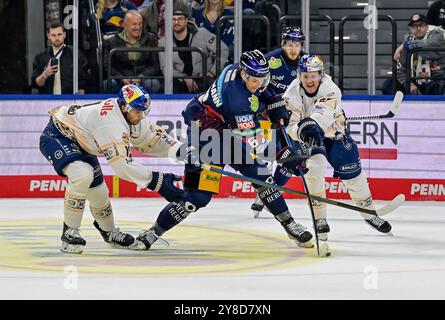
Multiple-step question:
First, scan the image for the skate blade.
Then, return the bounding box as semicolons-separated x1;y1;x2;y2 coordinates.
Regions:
61;243;84;254
296;239;315;248
128;239;149;250
253;210;261;219
106;239;148;250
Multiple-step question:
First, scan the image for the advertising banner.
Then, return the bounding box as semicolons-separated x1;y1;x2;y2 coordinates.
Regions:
0;96;444;200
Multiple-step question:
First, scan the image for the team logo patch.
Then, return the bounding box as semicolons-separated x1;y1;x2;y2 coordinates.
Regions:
103;145;119;160
235;114;256;130
343;139;352;150
340;163;358;172
54;150;63;160
248;95;259;112
268;57;282;69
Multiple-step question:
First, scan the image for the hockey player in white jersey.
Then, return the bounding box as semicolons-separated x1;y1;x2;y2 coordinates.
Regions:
283;54;392;239
39;83;185;253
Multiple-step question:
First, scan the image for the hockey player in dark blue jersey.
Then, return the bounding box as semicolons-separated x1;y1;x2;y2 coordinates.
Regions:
135;50;324;250
251;27;308;216
265;27;306;95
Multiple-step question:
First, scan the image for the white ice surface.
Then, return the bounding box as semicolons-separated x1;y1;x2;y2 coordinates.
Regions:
0;198;444;300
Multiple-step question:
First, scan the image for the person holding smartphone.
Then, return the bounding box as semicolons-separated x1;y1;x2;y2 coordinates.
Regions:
31;22;89;94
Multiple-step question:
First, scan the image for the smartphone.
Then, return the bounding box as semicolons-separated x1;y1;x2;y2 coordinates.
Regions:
50;58;59;67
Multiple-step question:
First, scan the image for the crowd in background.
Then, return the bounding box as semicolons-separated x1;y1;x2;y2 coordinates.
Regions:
29;0;445;95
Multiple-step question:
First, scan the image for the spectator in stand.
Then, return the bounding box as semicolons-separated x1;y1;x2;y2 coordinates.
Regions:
96;0;138;39
191;0;204;8
128;0;151;8
192;0;234;62
158;9;229;93
31;22;88;94
382;13;445;95
104;10;162;93
224;0;257;12
427;0;445;29
140;0;191;39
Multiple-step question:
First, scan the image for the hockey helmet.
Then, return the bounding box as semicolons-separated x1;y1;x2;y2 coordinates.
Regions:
239;49;271;90
297;54;325;77
117;83;151;115
281;27;305;44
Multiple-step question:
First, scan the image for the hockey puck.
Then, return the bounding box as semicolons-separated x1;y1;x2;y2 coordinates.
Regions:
319;243;331;257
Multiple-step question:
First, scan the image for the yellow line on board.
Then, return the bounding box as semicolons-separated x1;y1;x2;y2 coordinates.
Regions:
113;176;119;197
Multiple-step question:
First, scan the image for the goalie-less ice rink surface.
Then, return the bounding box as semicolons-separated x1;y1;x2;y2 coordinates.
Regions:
0;198;444;300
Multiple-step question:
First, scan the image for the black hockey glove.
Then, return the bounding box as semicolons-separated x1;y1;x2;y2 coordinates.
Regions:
147;172;185;203
266;94;290;127
276;140;310;176
297;117;325;147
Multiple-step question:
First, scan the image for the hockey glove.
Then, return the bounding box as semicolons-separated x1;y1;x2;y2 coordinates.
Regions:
276;141;310;176
266;94;290;127
147;172;185;203
297;117;325;147
182;97;225;131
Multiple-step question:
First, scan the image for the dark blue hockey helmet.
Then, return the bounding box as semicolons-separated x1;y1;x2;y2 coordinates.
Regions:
239;49;271;92
281;27;305;44
117;83;151;115
239;49;270;78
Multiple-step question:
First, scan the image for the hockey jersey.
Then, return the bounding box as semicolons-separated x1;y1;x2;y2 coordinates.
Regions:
194;64;272;133
283;74;346;140
49;98;180;187
265;48;302;95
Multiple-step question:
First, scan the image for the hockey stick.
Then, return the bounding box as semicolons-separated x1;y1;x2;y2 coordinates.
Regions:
279;127;326;256
298;167;321;256
346;91;403;121
200;163;405;218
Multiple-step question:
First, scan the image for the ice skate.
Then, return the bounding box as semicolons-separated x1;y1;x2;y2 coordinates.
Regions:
365;216;393;235
93;220;145;250
315;219;330;241
281;220;314;248
61;223;86;254
136;228;169;250
251;194;264;218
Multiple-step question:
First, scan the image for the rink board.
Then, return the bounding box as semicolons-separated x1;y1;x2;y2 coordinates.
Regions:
0;95;444;200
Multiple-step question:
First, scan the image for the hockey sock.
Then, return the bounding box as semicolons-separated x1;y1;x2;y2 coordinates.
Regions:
257;177;289;216
87;183;115;232
63;191;86;229
63;161;95;228
155;202;192;234
304;154;327;220
273;165;292;186
342;171;375;218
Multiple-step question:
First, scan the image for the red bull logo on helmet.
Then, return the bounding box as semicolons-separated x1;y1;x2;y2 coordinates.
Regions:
123;85;137;103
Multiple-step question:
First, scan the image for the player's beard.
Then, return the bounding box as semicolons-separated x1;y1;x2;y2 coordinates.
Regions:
123;111;140;125
286;51;299;61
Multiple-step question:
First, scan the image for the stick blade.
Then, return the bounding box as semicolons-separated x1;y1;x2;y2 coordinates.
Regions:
377;194;405;216
390;91;404;115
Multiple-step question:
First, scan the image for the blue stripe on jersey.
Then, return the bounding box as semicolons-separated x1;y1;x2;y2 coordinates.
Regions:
216;64;234;106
